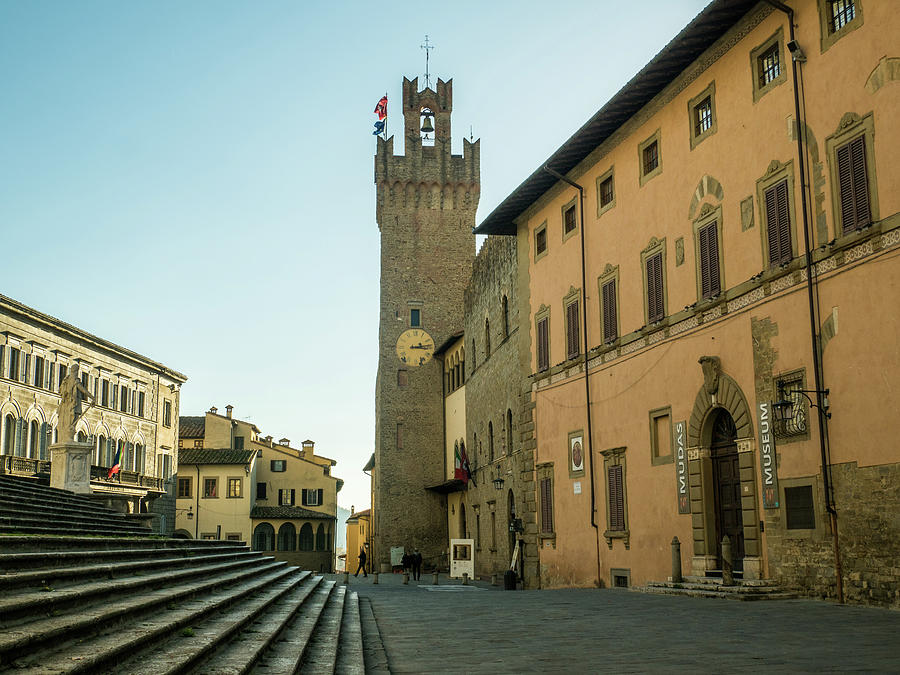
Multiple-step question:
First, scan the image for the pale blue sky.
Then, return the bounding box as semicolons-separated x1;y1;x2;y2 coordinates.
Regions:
1;0;710;511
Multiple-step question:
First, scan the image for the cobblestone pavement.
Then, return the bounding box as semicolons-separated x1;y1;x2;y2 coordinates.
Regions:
329;572;900;674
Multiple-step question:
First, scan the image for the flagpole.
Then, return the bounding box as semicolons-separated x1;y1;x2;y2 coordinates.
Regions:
384;91;388;139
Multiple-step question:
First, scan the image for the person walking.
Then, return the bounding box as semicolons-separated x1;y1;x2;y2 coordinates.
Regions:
412;548;423;580
354;547;368;577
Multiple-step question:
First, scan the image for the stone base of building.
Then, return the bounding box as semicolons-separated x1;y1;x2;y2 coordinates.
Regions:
742;555;762;580
49;442;92;494
691;554;718;576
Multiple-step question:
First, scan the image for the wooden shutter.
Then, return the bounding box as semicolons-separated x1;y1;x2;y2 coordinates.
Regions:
837;136;870;233
540;477;553;533
699;222;721;299
278;490;284;506
565;301;579;360
40;422;48;459
302;488;308;505
317;488;324;505
15;418;24;456
290;489;295;506
24;354;30;385
602;279;617;342
536;317;549;372
646;253;664;323
608;465;625;531
765;181;791;267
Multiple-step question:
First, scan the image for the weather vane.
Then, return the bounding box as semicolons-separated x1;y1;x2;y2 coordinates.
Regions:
421;35;434;89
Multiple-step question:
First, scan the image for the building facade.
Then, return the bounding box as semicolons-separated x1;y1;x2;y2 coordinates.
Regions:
176;408;341;572
372;76;479;571
476;0;900;605
0;293;186;533
345;507;371;575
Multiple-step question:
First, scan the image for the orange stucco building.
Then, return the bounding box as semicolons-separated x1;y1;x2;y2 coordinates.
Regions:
477;0;899;605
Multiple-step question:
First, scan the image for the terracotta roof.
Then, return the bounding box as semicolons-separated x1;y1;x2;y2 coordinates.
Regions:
178;448;256;465
347;508;371;522
475;0;761;236
250;506;335;520
179;416;205;439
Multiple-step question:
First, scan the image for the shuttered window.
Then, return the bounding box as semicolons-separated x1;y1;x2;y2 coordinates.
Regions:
698;221;721;300
646;252;665;323
563;204;576;234
302;488;324;506
536;317;549;372
764;180;792;267
565;300;580;360
602;279;618;343
607;465;625;531
540;477;554;533
835;135;870;233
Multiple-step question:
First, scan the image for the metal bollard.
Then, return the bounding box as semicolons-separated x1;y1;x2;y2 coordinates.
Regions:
671;536;682;584
721;535;734;586
343;571;349;585
403;572;409;585
462;572;469;585
432;571;439;585
372;572;379;585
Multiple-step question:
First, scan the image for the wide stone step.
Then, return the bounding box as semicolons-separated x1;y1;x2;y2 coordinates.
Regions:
0;491;126;519
0;543;248;573
249;579;337;674
0;549;260;590
335;590;365;675
0;556;287;666
4;564;306;673
0;507;151;533
0;535;244;554
0;520;151;537
301;583;346;674
0;552;273;625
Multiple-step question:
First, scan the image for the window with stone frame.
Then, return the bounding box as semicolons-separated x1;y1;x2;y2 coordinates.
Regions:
773;371;810;440
34;356;44;390
410;307;421;327
564;295;580;361
597;170;614;213
534;221;548;260
601;277;618;344
227;478;242;498
649;407;673;466
750;29;786;102
818;0;863;51
642;140;658;175
638;130;662;186
645;250;665;324
562;198;578;241
8;348;20;382
785;484;816;529
177;477;191;498
757;160;797;269
835;134;871;234
688;81;717;150
535;308;550;373
601;447;629;548
203;477;218;498
539;472;554;535
163;399;172;427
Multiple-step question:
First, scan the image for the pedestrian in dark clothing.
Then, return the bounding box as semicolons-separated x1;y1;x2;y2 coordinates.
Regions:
355;548;367;577
401;552;411;574
412;549;423;580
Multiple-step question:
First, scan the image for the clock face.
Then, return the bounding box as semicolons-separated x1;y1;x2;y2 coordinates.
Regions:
395;329;435;367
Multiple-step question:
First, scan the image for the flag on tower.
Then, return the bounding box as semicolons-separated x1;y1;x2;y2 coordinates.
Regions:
372;95;387;136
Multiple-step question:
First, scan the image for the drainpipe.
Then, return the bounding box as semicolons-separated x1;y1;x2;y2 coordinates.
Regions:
542;165;602;588
763;0;842;603
195;464;200;539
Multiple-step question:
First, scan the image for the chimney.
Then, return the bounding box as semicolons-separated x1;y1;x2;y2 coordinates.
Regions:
302;440;314;458
209;406;218;415
279;438;290;447
225;405;233;419
351;505;355;515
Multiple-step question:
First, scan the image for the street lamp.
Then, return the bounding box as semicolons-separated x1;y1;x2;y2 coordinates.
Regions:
492;473;505;490
772;382;831;422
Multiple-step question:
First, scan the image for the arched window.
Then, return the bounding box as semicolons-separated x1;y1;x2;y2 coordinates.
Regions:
135;444;144;474
28;420;39;458
76;430;87;443
117;439;127;470
253;523;275;551
502;295;510;338
316;523;326;550
299;523;314;551
488;421;494;462
484;319;491;358
506;408;514;455
278;523;297;551
96;435;107;466
3;414;15;455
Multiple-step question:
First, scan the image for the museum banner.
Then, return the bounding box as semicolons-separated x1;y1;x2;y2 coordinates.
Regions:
674;420;689;514
757;402;779;508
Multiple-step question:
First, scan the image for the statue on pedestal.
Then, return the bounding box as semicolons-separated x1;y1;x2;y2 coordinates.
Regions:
58;363;95;444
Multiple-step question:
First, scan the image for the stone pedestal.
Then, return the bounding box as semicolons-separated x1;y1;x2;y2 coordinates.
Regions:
50;442;93;494
691;555;718;577
742;555;762;580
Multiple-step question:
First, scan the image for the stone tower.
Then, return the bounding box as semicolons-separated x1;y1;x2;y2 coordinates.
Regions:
373;77;479;570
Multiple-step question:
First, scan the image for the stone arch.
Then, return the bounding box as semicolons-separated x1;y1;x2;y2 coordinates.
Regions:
688;174;725;221
0;398;22;419
24;404;46;424
253;523;275;551
688;371;753;449
865;57;900;94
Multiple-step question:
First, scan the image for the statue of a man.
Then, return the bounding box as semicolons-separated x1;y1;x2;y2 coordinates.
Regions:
58;363;95;444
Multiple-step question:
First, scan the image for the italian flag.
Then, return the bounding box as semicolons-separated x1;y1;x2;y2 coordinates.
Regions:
108;445;122;478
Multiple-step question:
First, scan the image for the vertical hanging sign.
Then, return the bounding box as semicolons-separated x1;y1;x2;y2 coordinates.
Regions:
757;402;779;508
674;420;689;514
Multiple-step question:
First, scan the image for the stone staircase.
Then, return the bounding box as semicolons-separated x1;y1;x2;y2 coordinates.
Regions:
640;575;799;601
0;476;372;673
0;474;152;537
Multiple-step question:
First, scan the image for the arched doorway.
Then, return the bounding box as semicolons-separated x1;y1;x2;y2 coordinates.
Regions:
710;408;743;573
459;504;466;539
253;523;275;551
